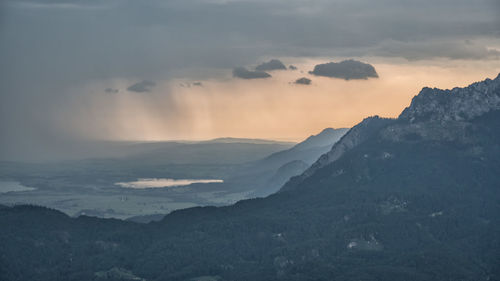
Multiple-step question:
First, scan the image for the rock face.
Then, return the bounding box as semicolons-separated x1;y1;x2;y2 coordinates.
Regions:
383;73;500;144
399;73;500;122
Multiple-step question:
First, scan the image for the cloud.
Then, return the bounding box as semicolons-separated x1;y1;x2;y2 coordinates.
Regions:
289;65;297;70
370;39;500;61
294;77;311;85
104;88;119;94
127;80;156;92
1;0;499;160
309;60;378;80
233;67;271;79
179;82;202;88
255;59;287;71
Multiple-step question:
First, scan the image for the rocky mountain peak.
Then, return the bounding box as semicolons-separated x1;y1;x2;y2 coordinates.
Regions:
399;73;500;123
281;74;500;192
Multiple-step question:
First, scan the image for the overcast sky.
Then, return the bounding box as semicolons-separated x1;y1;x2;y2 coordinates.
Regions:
1;0;499;161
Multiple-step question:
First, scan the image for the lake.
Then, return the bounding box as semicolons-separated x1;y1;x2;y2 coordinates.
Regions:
115;178;224;189
0;181;36;194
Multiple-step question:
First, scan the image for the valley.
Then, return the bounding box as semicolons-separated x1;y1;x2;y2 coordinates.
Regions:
0;130;347;220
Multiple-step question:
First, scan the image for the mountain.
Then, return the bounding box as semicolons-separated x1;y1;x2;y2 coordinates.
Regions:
258;127;348;169
267;160;310;189
1;74;500;281
399;76;500;122
292;128;349;151
282;117;392;191
244;127;347;195
283;73;500;191
206;138;293;145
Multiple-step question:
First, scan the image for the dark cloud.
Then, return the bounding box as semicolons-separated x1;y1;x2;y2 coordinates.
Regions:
104;88;119;94
1;0;499;160
371;40;500;61
255;59;287;71
294;77;311;85
233;67;271;79
289;65;297;70
180;82;202;88
309;60;378;80
127;80;156;92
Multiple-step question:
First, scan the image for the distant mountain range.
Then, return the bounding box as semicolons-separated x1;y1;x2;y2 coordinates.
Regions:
261;127;348;167
121;129;346;168
2;138;295;163
123;139;295;165
252;127;348;194
205;137;293;145
1;74;499;281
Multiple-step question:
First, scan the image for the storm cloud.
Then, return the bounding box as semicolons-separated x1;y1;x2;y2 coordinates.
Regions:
1;0;499;160
294;77;311;85
127;80;156;93
371;39;500;61
309;60;378;80
233;67;271;79
255;59;287;71
104;88;119;94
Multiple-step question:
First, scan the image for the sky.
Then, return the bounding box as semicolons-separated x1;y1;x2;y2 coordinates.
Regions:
0;0;499;161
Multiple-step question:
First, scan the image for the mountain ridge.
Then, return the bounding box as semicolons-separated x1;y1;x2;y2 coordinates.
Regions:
259;127;348;169
400;73;500;122
281;73;500;192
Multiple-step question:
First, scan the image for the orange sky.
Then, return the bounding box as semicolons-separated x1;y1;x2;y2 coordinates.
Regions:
64;57;500;142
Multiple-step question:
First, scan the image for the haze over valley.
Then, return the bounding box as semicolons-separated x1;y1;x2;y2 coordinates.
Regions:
0;129;347;220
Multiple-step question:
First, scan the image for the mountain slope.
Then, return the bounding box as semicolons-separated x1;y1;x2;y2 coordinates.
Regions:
260;128;348;169
283;73;500;192
1;74;500;281
292;128;349;151
224;127;348;197
281;117;392;191
267;160;309;189
243;127;347;196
